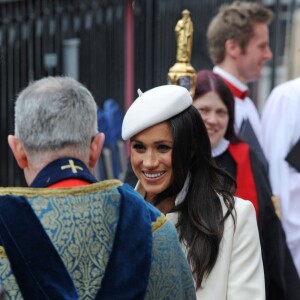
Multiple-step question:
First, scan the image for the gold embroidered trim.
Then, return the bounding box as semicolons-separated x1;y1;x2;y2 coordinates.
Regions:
271;195;281;220
152;214;168;234
0;246;6;258
0;179;123;198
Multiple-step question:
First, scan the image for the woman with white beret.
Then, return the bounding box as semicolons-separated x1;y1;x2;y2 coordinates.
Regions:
122;85;265;300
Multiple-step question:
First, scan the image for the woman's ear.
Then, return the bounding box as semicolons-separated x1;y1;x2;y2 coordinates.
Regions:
7;135;28;169
89;133;105;168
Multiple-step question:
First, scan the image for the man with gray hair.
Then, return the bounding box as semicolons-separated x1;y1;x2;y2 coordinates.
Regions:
0;76;196;299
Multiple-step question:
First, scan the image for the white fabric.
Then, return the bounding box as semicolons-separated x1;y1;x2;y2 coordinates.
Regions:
211;138;229;157
213;67;263;146
122;85;192;140
135;181;265;300
261;77;300;277
135;174;190;207
174;173;191;206
168;197;265;300
213;66;248;92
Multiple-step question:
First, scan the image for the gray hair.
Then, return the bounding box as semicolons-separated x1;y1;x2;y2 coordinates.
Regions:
14;76;98;160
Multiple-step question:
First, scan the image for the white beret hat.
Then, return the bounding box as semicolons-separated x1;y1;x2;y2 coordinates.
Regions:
122;85;192;140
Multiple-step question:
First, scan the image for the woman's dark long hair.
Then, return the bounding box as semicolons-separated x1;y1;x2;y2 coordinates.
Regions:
152;105;236;288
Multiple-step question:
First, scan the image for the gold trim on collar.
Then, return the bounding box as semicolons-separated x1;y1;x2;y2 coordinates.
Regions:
152;214;167;234
0;246;6;258
0;180;123;198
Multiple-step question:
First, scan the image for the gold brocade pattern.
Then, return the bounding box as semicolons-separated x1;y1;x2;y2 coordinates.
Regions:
0;247;6;258
146;221;196;299
0;181;196;299
151;214;168;234
0;180;122;300
0;179;123;198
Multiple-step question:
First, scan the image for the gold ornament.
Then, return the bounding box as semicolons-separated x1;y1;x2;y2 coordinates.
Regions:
168;9;196;98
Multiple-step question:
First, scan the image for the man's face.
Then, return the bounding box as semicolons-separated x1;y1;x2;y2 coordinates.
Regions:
236;22;272;84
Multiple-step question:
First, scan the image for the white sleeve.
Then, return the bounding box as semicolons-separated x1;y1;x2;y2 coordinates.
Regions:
227;199;265;300
261;79;300;276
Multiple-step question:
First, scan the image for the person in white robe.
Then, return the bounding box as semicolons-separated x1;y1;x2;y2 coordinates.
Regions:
262;77;300;277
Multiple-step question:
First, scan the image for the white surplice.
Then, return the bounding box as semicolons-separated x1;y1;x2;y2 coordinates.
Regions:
261;77;300;277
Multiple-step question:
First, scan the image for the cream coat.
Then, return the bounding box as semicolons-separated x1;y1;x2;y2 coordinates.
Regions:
167;197;265;300
136;182;265;300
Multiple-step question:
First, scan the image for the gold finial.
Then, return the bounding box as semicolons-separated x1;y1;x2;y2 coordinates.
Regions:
175;9;193;63
168;9;197;98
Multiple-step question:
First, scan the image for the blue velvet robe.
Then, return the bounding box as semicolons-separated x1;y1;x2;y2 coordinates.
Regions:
0;165;195;299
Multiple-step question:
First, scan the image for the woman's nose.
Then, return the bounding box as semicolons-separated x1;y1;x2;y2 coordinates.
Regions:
143;151;159;168
205;111;218;124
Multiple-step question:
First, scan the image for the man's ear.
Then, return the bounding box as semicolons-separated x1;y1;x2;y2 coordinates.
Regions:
8;135;28;169
225;39;241;59
89;133;105;168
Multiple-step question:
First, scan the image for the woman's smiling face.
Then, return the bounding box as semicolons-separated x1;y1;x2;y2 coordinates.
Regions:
130;122;173;202
193;91;229;149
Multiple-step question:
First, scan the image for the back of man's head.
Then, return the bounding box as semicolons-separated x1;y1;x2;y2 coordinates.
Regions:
207;1;273;65
14;76;98;161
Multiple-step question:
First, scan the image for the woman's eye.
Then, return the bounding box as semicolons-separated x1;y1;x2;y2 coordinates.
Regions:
217;110;228;117
132;143;145;151
199;108;209;114
157;144;172;151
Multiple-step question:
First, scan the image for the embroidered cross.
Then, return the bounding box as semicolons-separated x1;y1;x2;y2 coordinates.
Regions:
61;160;83;174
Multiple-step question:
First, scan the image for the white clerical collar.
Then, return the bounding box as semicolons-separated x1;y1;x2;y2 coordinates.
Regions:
212;138;230;157
213;66;248;92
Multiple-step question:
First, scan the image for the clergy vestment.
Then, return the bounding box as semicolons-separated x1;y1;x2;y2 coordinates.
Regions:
262;77;300;278
213;140;300;300
0;158;196;300
213;66;268;172
213;66;262;143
